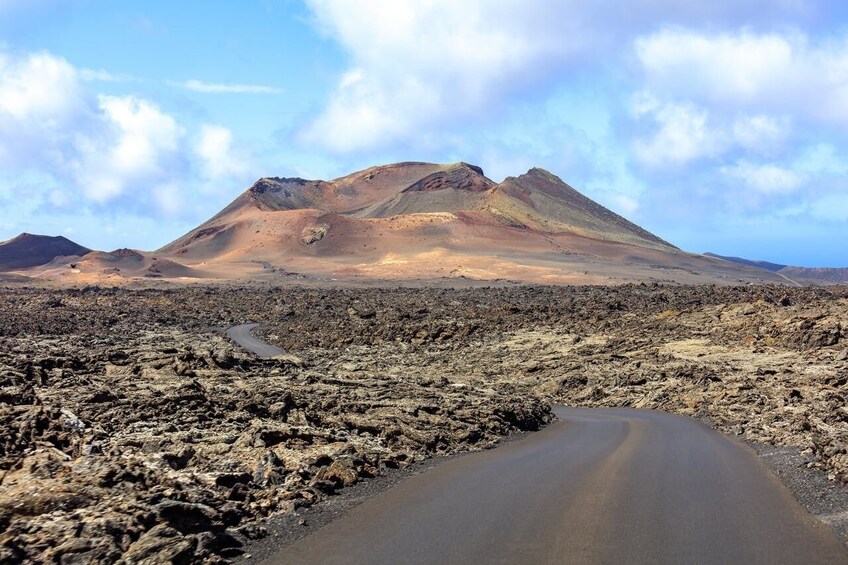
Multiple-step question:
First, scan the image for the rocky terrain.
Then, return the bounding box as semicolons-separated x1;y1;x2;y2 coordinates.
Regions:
255;284;847;480
0;283;846;562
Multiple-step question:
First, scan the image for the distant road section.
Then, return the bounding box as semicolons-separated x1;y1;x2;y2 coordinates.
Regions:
266;407;848;565
226;323;285;358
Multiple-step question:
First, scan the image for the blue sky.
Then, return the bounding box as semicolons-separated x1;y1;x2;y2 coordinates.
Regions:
1;0;847;266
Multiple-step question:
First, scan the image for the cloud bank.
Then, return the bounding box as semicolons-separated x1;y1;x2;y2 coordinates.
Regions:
0;50;256;222
1;1;847;264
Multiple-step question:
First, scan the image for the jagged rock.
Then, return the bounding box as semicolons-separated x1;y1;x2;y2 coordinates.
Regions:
155;500;220;534
123;524;197;564
253;450;287;487
313;457;359;488
0;284;844;563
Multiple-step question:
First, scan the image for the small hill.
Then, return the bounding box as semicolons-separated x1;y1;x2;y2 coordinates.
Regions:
775;267;848;284
0;233;91;271
28;248;207;283
705;253;848;285
0;273;32;284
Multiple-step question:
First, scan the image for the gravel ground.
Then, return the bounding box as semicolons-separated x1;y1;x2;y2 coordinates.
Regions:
753;443;848;547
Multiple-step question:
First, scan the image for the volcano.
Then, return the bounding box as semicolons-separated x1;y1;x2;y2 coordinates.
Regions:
155;162;787;285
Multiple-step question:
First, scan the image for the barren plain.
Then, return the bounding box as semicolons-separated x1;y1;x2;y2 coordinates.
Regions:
0;283;846;562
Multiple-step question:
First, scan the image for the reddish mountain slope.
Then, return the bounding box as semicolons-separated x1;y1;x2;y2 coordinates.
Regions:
157;162;787;285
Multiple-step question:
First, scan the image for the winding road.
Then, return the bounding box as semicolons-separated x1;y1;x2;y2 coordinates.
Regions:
226;323;286;358
226;327;847;564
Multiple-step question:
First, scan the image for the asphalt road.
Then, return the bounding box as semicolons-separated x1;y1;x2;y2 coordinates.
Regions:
226;323;286;358
264;407;848;565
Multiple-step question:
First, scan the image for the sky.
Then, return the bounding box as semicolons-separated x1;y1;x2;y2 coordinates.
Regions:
1;0;847;266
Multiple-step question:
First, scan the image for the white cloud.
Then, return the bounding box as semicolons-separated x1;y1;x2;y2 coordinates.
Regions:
722;161;804;194
632;100;719;167
48;189;69;207
0;48;258;220
175;80;283;94
0;50;93;172
0;48;245;222
195;124;249;181
732;115;790;152
794;143;848;175
101;95;182;172
591;192;639;217
301;1;826;154
302;69;422;153
80;68;137;83
302;0;592;152
631;95;794;168
635;29;848;125
0;50;83;122
630;91;660;117
73;95;184;203
636;30;798;105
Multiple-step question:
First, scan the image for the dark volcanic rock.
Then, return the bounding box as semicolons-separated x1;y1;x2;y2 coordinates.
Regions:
0;284;845;561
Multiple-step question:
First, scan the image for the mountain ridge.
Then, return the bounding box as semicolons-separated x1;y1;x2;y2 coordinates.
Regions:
705;252;848;284
0;162;803;285
150;161;785;285
160;163;674;257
